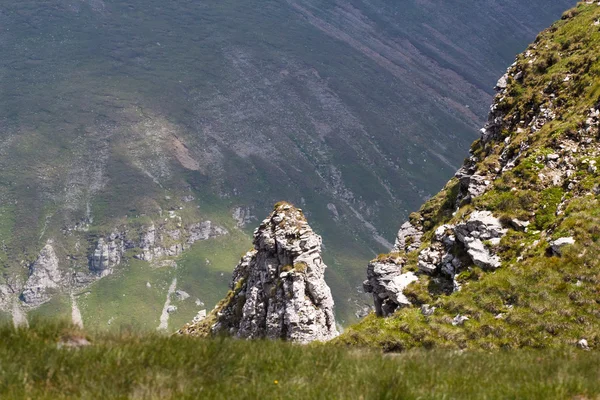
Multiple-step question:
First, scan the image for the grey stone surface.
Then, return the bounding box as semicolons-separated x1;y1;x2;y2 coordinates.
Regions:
21;243;63;307
392;221;423;253
208;204;338;343
363;256;418;316
550;237;575;256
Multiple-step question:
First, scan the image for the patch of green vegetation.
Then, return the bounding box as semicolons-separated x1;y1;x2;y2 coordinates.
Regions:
172;229;252;330
292;261;308;273
78;257;176;333
534;187;565;230
415;179;460;232
28;294;72;322
0;321;599;399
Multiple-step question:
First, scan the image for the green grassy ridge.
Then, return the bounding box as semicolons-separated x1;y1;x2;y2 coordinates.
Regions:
337;2;600;350
0;322;598;399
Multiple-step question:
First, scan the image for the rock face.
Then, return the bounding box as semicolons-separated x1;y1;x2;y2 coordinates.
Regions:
370;210;508;317
180;203;339;343
392;222;423;253
187;221;228;244
21;243;63;307
231;207;257;228
363;255;418;317
90;236;123;275
89;219;228;272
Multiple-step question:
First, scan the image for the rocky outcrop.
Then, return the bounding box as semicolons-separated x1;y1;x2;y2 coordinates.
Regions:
136;221;228;262
89;219;228;271
179;202;338;343
231;206;257;228
187;221;228;244
370;211;509;317
364;60;517;316
90;236;124;276
550;237;575;256
21;243;64;307
363;256;417;317
392;222;423;253
365;211;508;317
136;223;184;262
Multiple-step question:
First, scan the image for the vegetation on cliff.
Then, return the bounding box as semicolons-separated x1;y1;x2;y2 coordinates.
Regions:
337;1;600;351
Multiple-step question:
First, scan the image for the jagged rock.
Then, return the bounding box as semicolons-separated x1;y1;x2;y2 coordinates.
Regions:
179;203;338;343
175;290;190;301
495;73;509;90
21;243;63;307
456;169;491;205
421;304;435;316
187;221;228;244
417;224;458;277
232;206;257;228
550;237;575;255
90;237;123;275
455;211;506;269
192;309;207;323
363;257;418;316
166;305;178;314
452;314;469;326
392;221;423;253
577;338;590;351
414;211;505;293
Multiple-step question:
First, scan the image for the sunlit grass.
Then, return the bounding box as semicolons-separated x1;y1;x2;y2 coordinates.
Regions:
0;321;598;399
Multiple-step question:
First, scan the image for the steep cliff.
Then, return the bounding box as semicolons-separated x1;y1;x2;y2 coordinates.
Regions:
179;203;338;343
340;2;600;351
0;0;572;327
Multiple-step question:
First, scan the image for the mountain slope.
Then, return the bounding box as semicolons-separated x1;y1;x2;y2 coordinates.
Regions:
339;1;600;350
0;0;574;326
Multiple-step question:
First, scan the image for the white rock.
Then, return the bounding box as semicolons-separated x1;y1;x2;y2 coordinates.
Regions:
421;304;435;316
496;74;508;90
393;221;423;253
578;338;590;350
192;309;207;324
550;237;575;255
452;314;469;326
175;290;190;301
166;305;178;314
364;258;418;316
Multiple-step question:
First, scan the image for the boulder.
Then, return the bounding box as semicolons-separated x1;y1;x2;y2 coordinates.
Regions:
550;237;575;255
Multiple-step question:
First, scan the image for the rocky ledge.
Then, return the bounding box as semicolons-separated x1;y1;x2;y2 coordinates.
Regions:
179;202;339;344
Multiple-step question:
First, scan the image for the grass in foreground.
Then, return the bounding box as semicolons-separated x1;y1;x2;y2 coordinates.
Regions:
0;321;598;399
